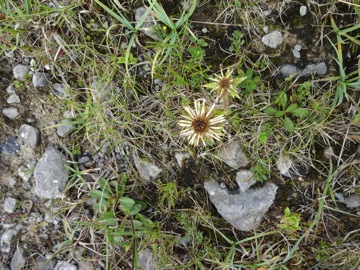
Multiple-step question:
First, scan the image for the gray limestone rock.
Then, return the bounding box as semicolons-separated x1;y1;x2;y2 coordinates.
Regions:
33;72;50;88
7;93;20;104
204;181;278;231
54;261;77;270
3;107;20;119
1;229;17;254
133;153;162;182
8;176;17;187
300;62;327;76
138;248;156;270
34;256;53;270
279;64;300;77
13;64;30;81
10;247;26;270
276;155;308;180
292;49;301;59
18;161;36;182
50;83;66;98
4;197;17;213
0;137;20;155
300;5;307;16
34;146;69;199
135;7;158;40
236;170;256;192
19;124;40;148
175;152;190;168
344;194;360;208
6;84;16;94
262;30;283;49
217;141;249;169
56;119;75;137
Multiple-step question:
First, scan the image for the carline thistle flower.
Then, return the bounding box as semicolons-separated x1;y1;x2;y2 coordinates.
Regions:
178;99;226;147
203;68;247;109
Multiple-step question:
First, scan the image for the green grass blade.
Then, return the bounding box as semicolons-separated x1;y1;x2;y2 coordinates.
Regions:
93;0;134;31
175;0;197;28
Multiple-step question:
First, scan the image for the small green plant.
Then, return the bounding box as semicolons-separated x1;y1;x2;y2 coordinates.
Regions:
238;68;260;94
278;207;301;234
250;160;270;182
157;180;181;210
88;173;156;268
312;240;330;262
229;30;245;54
264;91;310;132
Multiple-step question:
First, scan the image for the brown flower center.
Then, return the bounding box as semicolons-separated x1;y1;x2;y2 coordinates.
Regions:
219;78;231;90
192;118;208;133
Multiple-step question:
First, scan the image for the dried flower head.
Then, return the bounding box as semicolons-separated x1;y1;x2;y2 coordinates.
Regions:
178;99;226;146
203;68;247;109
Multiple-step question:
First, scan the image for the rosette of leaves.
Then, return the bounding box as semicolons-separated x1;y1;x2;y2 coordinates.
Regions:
264;91;310;132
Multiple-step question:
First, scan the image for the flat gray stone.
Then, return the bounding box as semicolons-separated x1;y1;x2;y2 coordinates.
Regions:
279;64;300;77
276;155;308;179
10;247;26;270
135;7;158;40
19;124;40;148
50;83;66;98
18;161;36;182
1;229;17;254
300;62;327;76
133;153;162;182
13;64;30;81
34;146;69;199
8;176;17;187
236;170;256;192
217;141;249;169
175;152;190;168
138;248;156;270
34;256;53;270
262;30;283;49
7;93;20;104
33;72;50;88
3;107;19;119
6;84;16;94
204;181;278;231
54;261;77;270
4;197;17;213
292;49;301;59
56;119;75;137
341;194;360;208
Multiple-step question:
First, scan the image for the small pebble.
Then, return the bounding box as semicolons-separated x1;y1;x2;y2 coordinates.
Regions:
3;107;20;119
4;197;17;213
26;115;36;123
18;165;33;182
13;64;30;81
262;30;283;49
7;93;21;104
294;44;302;51
201;27;208;34
300;6;307;16
8;176;17;187
6;84;16;94
78;156;90;164
263;9;272;17
292;49;301;58
32;72;50;88
50;83;66;98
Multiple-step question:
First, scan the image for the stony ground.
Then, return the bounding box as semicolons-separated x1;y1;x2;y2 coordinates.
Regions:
1;0;360;269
